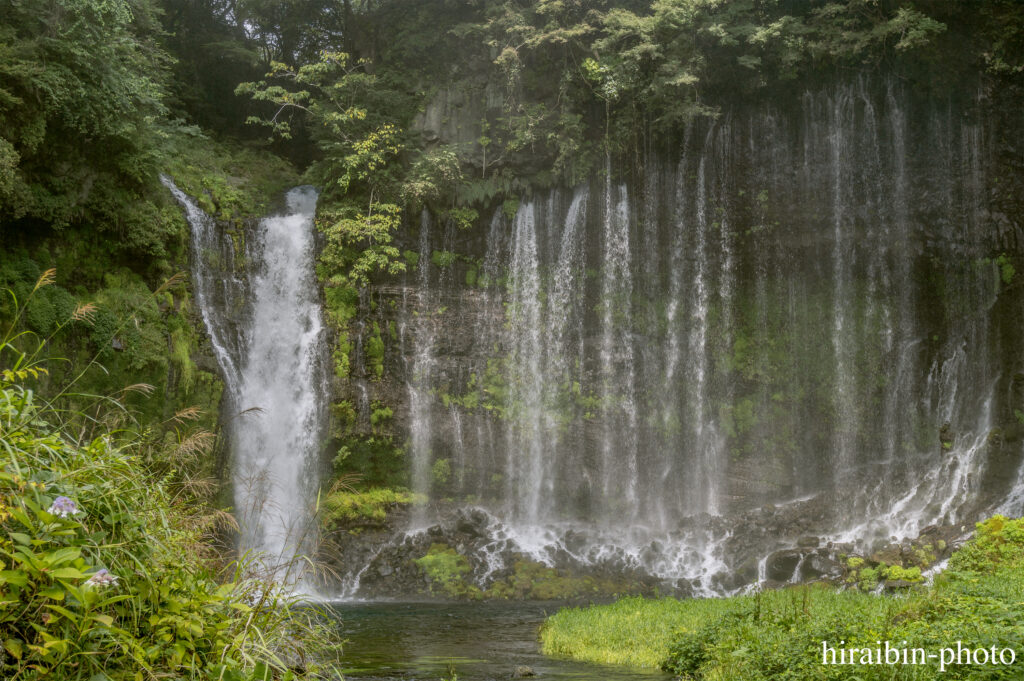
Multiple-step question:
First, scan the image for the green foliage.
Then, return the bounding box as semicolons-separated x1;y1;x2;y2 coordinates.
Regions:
317;202;406;291
882;564;923;583
415;544;474;598
0;0;188;259
431;250;458;269
402;147;463;207
323;284;358;378
369;402;393;432
995;254;1016;285
543;515;1024;679
431;458;451;486
949;515;1024;573
0;348;336;680
0;259;221;431
163;134;300;223
445;207;479;231
237;51;412;295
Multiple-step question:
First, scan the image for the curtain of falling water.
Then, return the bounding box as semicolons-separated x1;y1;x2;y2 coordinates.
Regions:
384;81;1015;591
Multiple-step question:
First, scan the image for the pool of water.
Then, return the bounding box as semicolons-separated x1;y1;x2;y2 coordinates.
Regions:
326;601;670;681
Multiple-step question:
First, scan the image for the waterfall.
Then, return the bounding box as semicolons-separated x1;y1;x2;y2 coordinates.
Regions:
506;202;546;522
163;178;327;584
350;80;1021;595
598;166;640;517
408;210;437;526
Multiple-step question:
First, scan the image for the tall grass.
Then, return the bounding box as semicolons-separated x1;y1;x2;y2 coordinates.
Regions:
0;271;341;680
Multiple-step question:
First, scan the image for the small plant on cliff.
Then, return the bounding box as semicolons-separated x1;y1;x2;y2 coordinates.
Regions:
414;544;478;598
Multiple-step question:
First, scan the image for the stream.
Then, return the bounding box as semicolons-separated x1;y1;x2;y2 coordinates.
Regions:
327;601;670;681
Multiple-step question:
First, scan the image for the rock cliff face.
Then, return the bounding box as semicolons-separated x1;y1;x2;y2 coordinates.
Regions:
326;78;1024;597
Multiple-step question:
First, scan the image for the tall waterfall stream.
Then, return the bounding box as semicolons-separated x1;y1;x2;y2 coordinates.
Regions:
163;178;327;585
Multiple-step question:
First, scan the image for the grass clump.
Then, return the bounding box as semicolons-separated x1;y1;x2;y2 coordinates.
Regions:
540;596;737;668
541;516;1024;679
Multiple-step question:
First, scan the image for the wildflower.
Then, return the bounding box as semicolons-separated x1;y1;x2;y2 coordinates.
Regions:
85;569;118;587
47;496;81;518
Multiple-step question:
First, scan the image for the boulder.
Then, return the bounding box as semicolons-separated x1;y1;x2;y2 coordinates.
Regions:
765;549;802;582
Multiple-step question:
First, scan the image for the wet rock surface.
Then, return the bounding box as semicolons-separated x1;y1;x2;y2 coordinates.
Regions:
319;495;974;599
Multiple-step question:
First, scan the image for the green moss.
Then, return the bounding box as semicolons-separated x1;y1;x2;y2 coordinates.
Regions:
164;137;299;224
324;284;359;378
321;487;422;525
365;321;385;379
482;559;645;601
881;565;923;582
170;326;195;392
995;253;1015;285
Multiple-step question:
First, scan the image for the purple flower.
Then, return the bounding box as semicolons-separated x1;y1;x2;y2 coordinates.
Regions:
85;569;118;587
47;496;81;518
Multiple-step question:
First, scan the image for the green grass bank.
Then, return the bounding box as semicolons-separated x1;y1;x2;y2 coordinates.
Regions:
540;516;1024;680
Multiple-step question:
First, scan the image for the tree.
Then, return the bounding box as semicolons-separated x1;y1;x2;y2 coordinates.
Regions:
0;0;178;257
